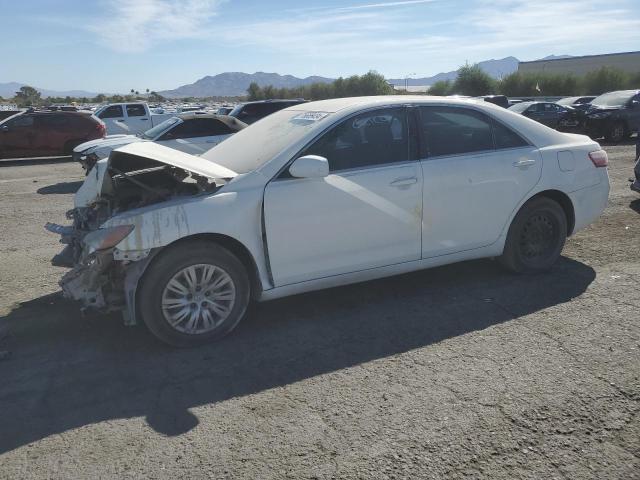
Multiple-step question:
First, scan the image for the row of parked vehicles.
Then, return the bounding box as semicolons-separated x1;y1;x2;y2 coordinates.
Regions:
0;99;306;160
507;90;640;143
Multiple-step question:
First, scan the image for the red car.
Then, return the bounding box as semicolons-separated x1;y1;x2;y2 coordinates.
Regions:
0;111;105;159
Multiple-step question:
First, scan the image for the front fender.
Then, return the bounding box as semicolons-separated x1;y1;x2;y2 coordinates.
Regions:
103;190;270;287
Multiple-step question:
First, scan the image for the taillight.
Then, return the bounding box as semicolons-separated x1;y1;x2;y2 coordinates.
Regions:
588;150;608;168
96;122;106;138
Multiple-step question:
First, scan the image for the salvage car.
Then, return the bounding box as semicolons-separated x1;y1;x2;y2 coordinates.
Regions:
0;110;105;159
584;90;640;143
73;114;247;172
508;101;582;130
46;96;610;347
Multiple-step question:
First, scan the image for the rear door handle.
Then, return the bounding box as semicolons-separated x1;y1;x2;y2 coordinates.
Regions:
390;177;418;187
513;159;536;168
140;118;148;121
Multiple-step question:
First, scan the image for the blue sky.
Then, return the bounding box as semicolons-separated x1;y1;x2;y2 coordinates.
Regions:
2;0;640;93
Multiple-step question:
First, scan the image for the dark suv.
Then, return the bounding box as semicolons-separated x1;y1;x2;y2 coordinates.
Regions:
584;90;640;143
228;99;307;124
0;111;105;159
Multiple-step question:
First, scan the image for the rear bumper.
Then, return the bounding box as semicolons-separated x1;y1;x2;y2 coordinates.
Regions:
569;175;610;233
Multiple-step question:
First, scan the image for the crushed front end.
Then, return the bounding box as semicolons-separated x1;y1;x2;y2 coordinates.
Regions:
46;144;227;324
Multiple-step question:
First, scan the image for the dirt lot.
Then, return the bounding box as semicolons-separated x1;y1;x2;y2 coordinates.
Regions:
0;145;638;479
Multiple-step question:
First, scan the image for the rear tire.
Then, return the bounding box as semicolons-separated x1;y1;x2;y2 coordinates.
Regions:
499;197;567;274
139;241;250;347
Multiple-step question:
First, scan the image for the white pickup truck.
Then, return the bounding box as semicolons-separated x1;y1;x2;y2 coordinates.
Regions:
93;102;175;135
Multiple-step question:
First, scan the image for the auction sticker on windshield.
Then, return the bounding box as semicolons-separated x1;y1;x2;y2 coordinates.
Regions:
292;111;329;123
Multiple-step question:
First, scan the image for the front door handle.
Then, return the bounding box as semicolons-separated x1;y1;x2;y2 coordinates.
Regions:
140;118;148;121
390;177;418;187
513;159;536;168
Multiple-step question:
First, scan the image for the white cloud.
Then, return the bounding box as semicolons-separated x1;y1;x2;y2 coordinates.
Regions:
90;0;224;53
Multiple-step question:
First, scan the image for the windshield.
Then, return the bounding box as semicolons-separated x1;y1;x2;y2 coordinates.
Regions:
591;91;635;107
557;97;578;106
508;102;532;113
139;116;181;139
201;109;329;174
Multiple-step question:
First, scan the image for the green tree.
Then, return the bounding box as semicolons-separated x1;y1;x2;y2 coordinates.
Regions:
582;67;627;95
247;82;263;100
451;64;496;96
14;85;42;107
428;80;452;96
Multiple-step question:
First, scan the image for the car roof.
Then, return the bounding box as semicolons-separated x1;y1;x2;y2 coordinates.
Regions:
239;99;306;106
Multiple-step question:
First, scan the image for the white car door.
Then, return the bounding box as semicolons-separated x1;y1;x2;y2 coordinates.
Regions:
157;118;234;155
263;107;423;287
124;104;150;135
97;105;127;134
418;106;542;258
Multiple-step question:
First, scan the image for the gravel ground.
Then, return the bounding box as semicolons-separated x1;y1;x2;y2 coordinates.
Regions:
0;144;638;479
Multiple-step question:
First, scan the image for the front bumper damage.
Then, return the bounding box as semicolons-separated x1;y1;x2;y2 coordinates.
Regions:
46;212;151;326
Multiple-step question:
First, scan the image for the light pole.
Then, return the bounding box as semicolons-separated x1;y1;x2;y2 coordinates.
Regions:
405;73;416;91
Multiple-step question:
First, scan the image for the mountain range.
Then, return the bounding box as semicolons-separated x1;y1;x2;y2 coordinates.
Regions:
3;55;573;99
159;72;334;98
0;82;99;99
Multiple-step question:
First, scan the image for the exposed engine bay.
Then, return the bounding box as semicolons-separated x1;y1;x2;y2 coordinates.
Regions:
45;150;228;322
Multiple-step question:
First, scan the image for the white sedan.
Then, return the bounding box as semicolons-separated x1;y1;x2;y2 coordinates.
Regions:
72;113;246;172
48;96;610;346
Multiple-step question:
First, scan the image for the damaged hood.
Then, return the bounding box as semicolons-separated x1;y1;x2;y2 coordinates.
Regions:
74;142;237;208
111;142;238;179
75;134;142;153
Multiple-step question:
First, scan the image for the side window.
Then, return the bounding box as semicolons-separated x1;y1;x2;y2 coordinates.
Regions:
40;114;69;128
8;115;35;128
492;119;529;149
302;107;409;172
98;105;124;119
126;104;146;117
419;106;493;157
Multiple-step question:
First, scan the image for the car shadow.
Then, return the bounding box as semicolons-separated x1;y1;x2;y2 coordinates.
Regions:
36;180;83;195
630;198;640;214
0;257;596;453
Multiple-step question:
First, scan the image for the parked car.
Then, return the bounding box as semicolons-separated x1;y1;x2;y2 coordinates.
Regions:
73;113;247;172
93;102;174;136
584;90;640;143
0;110;105;159
216;106;233;115
508;101;582;129
46;96;609;346
477;95;509;108
228;99;307;124
557;96;596;112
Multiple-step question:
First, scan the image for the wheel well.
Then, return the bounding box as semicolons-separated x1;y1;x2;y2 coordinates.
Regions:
155;233;263;299
528;190;575;236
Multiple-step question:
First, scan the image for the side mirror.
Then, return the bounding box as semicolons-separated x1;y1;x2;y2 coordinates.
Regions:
289;155;329;179
630;100;640;109
1;125;8;132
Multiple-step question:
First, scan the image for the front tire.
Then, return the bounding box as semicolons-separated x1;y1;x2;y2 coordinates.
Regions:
605;121;626;143
499;197;567;274
139;242;250;347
